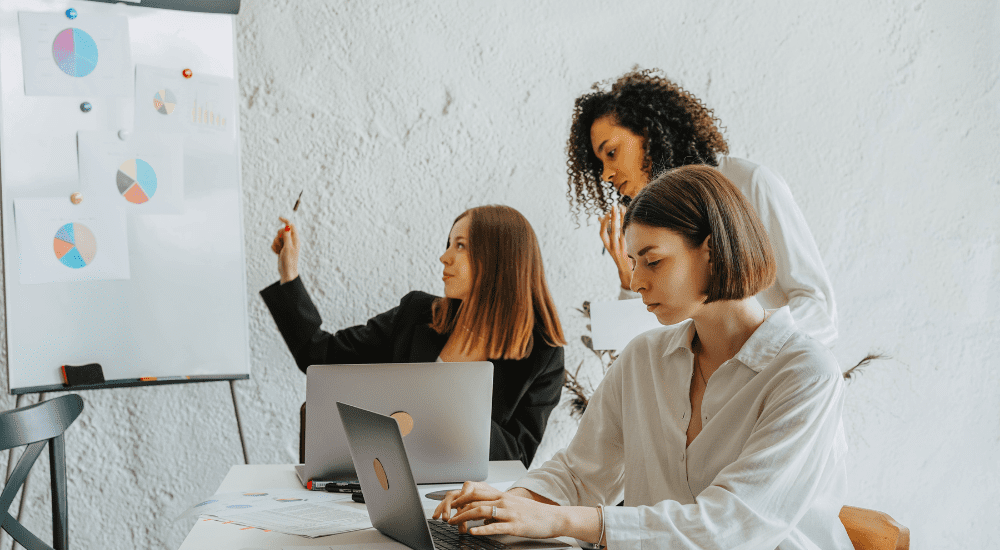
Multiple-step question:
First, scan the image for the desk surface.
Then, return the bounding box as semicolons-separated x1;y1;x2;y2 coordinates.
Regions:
178;461;572;549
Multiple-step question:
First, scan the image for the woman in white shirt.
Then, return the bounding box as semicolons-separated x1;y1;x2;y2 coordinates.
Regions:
567;68;838;346
434;165;853;550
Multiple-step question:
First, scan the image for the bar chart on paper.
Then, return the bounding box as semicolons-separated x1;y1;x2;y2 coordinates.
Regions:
192;98;227;127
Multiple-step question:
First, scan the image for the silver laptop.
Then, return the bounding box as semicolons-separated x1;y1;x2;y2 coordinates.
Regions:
296;362;493;486
337;402;571;550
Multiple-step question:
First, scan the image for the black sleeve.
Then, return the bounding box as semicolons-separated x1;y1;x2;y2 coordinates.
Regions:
260;277;399;373
489;346;565;467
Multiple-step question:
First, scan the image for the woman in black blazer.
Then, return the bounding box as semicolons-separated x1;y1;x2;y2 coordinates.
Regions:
261;205;566;467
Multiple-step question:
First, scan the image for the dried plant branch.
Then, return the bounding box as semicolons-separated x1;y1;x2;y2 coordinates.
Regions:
843;351;889;382
563;360;591;419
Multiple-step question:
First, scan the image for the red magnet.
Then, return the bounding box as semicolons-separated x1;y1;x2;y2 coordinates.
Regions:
182;68;193;79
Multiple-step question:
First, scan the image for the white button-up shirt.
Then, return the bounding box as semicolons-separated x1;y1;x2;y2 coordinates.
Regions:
620;156;839;347
512;307;853;550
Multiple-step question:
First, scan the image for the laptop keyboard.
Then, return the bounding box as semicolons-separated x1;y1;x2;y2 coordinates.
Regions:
427;519;510;550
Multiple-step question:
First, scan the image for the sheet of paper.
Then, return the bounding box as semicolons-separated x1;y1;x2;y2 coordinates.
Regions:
177;490;370;538
18;11;132;96
590;298;663;351
77;131;184;214
14;197;129;284
134;65;237;154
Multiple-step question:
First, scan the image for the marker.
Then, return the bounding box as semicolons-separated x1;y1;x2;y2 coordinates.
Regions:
352;492;365;504
292;190;303;212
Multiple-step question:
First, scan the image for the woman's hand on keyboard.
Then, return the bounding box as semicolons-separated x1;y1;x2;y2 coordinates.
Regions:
431;481;564;539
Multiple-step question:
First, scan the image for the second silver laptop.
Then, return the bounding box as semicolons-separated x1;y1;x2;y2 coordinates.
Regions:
296;361;493;486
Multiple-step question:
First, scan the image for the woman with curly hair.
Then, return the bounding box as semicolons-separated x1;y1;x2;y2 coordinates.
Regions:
567;68;838;345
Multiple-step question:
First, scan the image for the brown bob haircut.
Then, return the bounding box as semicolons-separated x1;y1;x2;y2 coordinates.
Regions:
622;165;777;303
430;205;566;360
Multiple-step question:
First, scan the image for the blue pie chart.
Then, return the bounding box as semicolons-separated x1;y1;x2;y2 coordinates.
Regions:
52;28;98;78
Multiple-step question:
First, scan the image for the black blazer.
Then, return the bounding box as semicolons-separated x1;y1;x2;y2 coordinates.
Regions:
260;277;565;467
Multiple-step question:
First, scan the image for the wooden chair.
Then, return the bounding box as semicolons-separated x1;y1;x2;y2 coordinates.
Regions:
0;394;84;550
840;505;909;550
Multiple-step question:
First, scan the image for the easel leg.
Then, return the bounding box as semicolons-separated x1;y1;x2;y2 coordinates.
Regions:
229;381;249;465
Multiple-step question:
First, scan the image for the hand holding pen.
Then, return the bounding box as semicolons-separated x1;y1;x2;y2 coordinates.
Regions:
271;190;304;284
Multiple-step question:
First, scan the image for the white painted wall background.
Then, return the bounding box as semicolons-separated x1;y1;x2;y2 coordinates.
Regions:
0;1;997;548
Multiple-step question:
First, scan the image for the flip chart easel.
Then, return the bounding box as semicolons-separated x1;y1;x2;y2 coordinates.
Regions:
0;0;249;395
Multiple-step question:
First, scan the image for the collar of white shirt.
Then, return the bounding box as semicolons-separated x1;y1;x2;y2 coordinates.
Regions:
659;306;798;373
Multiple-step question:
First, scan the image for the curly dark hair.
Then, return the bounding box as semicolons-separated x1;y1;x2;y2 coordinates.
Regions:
565;68;729;219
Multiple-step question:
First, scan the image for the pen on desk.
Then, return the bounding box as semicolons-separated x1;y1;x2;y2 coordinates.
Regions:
328;487;364;494
292;190;303;212
325;484;362;494
307;479;359;491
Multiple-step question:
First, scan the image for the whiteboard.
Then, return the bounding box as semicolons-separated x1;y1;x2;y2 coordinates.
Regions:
0;0;249;393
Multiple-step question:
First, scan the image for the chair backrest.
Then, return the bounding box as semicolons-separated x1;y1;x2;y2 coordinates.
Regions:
0;394;84;550
840;505;910;550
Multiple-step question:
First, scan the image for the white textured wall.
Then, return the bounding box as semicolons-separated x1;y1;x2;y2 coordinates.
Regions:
1;1;997;548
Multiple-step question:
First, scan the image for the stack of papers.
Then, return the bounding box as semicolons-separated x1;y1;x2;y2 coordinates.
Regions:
175;490;372;538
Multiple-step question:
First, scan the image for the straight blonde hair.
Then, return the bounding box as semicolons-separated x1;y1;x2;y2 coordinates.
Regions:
430;205;566;360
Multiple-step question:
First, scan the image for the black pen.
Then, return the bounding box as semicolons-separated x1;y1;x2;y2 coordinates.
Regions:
326;486;363;494
308;479;359;491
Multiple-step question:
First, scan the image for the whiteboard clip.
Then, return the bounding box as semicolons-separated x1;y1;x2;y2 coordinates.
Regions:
117;129;130;141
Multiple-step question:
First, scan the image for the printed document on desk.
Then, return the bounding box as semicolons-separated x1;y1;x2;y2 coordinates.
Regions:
177;489;371;538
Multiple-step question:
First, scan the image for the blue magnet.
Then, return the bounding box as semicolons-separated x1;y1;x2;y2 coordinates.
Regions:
65;8;77;19
80;102;92;113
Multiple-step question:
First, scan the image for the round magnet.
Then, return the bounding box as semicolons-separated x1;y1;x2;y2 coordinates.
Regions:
80;102;92;113
70;192;83;205
117;129;130;141
182;68;193;79
65;8;77;19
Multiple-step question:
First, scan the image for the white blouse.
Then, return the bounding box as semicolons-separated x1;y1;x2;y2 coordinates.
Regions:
511;307;853;550
619;156;839;347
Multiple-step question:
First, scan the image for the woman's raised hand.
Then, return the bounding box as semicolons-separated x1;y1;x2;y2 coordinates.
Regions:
271;216;300;284
432;481;563;540
599;204;632;290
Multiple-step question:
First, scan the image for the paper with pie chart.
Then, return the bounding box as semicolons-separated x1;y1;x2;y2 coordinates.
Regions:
135;65;237;154
18;12;131;97
78;131;184;214
13;198;129;285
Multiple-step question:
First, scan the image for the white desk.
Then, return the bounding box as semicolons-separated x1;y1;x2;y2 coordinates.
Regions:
178;461;578;549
